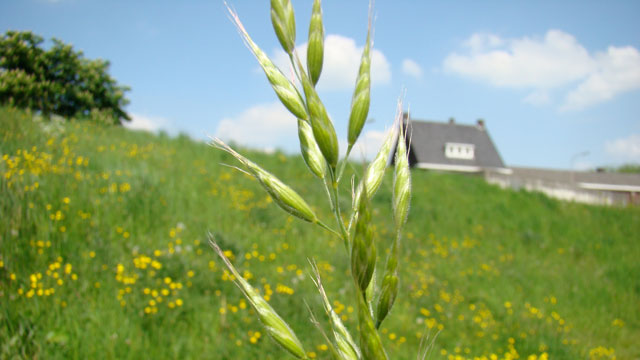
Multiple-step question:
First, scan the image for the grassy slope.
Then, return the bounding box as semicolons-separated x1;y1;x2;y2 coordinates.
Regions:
1;107;638;359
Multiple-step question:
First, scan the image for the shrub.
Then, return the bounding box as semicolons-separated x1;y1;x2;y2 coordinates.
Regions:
0;30;130;124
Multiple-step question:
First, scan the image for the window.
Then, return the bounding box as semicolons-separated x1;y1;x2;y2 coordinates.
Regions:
445;142;475;160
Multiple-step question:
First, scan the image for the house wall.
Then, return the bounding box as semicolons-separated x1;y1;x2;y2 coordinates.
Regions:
484;171;634;206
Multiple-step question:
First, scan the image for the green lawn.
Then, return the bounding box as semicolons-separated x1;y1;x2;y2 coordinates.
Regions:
1;106;638;359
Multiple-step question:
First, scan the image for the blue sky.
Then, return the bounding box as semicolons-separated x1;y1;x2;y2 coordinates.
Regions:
2;0;640;169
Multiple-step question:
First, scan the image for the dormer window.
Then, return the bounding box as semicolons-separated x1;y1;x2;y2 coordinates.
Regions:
445;142;475;160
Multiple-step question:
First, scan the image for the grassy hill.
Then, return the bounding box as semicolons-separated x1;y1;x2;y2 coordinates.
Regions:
1;106;639;359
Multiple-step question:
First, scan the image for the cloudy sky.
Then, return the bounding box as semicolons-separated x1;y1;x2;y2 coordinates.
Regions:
2;0;639;169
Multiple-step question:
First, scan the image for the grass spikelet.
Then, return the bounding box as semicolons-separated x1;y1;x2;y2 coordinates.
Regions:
393;114;411;231
211;138;319;224
307;0;324;86
365;265;378;306
226;4;308;120
357;291;388;360
309;261;360;360
352;99;404;210
300;71;339;170
298;118;326;178
375;239;398;328
351;186;376;294
307;307;343;360
352;124;396;209
375;271;398;329
210;237;308;359
374;104;407;328
347;12;372;152
270;0;296;54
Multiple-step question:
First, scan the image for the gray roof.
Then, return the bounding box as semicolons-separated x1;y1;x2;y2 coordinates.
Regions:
401;114;506;170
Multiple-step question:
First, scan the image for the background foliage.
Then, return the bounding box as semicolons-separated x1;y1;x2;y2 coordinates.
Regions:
0;31;130;125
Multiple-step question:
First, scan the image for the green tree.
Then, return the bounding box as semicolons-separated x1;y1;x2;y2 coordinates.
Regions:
0;30;130;125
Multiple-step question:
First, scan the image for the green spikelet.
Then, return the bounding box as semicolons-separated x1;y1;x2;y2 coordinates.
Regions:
270;0;296;54
298;118;326;178
376;273;398;329
353;125;396;208
347;25;371;150
357;291;388;360
310;262;360;360
393;121;411;230
300;71;339;170
213;138;319;224
227;6;308;120
375;241;398;329
307;0;324;86
351;187;376;294
210;238;307;359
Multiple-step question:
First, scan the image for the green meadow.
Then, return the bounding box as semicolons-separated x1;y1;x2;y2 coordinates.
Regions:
1;106;639;359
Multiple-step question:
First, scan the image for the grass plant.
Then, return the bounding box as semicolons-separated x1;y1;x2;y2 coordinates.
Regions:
211;1;411;358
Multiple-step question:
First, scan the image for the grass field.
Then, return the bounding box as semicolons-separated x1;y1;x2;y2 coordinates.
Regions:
1;106;639;359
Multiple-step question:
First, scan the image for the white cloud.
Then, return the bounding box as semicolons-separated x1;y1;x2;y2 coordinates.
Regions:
523;89;551;106
605;134;640;161
125;113;171;132
443;30;640;110
444;30;594;88
215;102;297;152
402;59;423;79
465;33;504;52
273;34;391;91
562;46;640;110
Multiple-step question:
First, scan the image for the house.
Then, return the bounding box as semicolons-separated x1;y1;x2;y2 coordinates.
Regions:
397;113;510;174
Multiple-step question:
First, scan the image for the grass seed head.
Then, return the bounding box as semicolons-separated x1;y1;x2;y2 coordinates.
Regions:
353;125;396;205
258;172;318;223
210;238;307;359
365;264;378;305
310;261;360;360
298;118;326;178
351;188;376;294
307;308;344;360
307;0;324;86
227;5;308;120
212;138;318;223
301;71;339;169
347;20;372;149
357;291;389;360
375;272;398;329
270;0;296;54
393;120;411;230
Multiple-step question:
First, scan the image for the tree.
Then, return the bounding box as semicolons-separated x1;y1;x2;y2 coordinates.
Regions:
0;30;131;125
